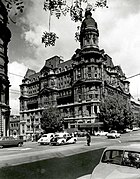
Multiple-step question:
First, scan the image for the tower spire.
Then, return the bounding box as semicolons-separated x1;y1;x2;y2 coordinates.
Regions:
80;8;99;50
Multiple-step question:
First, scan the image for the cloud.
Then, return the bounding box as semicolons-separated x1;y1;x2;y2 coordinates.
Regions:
22;25;46;47
93;1;140;76
8;61;27;114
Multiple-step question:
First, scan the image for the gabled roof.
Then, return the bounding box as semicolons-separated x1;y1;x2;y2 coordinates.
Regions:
58;59;73;69
24;68;36;78
114;65;125;77
104;54;114;68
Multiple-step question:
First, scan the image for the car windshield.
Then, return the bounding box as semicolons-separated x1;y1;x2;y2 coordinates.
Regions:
42;135;48;137
102;150;140;168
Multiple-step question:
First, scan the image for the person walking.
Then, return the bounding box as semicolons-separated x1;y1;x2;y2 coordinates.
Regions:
86;131;91;146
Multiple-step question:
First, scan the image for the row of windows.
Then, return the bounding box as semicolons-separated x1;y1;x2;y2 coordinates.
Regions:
10;123;19;127
56;66;72;73
21;111;42;118
59;90;71;97
77;94;99;101
25;77;40;84
26;125;39;130
27;118;39;123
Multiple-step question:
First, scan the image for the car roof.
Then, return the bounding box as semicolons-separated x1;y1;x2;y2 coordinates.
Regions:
104;143;140;152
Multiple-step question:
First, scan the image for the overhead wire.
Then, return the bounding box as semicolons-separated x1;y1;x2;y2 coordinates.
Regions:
8;72;24;94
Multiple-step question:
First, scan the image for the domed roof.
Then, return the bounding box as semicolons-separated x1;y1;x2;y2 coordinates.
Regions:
81;11;98;32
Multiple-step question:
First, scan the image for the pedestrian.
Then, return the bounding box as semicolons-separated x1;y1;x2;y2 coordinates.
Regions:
86;131;91;146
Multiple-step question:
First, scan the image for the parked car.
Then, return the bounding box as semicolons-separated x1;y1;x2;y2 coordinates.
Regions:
50;132;77;145
75;130;86;137
77;143;140;179
38;133;54;145
94;131;108;136
0;136;23;148
132;127;140;131
107;130;121;138
124;128;132;133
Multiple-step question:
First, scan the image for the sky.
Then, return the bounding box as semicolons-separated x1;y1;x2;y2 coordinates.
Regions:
7;0;140;114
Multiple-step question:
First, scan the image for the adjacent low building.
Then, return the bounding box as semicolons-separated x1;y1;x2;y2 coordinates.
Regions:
19;10;131;136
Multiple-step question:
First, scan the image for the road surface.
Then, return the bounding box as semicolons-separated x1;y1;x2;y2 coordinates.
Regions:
0;130;140;168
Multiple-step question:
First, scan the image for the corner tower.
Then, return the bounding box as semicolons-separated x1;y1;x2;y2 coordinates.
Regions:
0;1;11;137
80;10;99;50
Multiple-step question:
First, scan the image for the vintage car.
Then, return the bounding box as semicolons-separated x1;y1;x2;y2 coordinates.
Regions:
38;133;54;145
0;136;23;148
106;130;121;138
50;132;77;145
77;143;140;179
132;127;140;131
124;128;132;133
94;131;108;136
75;130;87;137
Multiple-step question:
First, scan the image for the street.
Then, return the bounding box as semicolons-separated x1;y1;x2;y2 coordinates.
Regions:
0;130;140;168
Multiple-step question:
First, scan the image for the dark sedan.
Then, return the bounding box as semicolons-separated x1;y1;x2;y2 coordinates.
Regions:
0;136;23;148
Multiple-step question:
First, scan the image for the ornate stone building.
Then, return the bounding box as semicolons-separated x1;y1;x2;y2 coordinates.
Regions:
131;99;140;128
10;115;20;137
0;1;11;137
19;11;130;136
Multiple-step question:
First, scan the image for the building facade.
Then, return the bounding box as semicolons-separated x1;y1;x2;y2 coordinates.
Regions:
131;99;140;128
10;115;20;137
0;1;11;137
19;10;131;136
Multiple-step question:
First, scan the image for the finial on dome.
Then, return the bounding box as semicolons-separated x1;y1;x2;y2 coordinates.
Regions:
85;4;93;18
85;3;93;11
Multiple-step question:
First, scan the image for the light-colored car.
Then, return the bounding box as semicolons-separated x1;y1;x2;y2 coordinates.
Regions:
132;127;140;131
94;131;108;136
0;136;23;148
50;132;77;145
77;143;140;179
106;130;121;138
124;128;132;133
38;133;54;145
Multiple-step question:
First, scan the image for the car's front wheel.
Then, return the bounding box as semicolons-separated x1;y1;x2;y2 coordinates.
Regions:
18;143;23;147
61;140;65;145
73;139;77;144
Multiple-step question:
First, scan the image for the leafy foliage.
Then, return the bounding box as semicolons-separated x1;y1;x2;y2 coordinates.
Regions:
42;31;59;47
95;0;108;8
2;0;24;23
42;0;108;46
40;106;63;133
44;0;70;18
99;95;134;131
44;0;108;21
